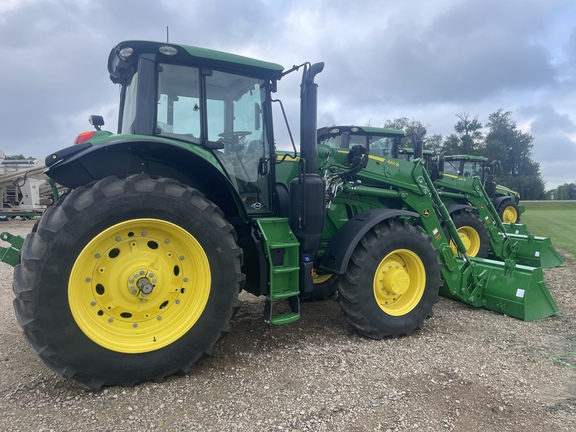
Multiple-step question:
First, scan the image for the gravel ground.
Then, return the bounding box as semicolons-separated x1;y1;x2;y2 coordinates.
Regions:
0;219;574;431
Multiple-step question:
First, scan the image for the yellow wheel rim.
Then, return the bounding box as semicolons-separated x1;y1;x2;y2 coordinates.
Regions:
312;269;333;284
501;205;518;223
373;249;426;316
69;218;210;354
450;225;481;256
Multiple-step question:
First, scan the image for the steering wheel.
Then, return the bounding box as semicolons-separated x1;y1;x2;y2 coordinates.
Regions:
218;131;252;141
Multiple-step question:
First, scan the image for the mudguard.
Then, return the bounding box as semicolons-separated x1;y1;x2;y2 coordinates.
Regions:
445;204;476;215
493;195;515;209
45;137;248;220
318;208;419;274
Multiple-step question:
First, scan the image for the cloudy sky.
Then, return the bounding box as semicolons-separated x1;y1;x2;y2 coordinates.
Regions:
1;0;575;189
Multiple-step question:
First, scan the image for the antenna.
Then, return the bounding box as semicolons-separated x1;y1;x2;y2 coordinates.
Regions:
166;26;169;43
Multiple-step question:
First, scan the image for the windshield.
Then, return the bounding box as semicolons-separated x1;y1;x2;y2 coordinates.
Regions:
320;133;395;157
462;161;484;178
443;160;460;175
368;136;395;157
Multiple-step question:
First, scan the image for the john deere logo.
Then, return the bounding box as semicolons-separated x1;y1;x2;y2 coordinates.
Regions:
423;209;430;216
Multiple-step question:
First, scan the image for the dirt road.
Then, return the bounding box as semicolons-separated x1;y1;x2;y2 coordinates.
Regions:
0;219;574;431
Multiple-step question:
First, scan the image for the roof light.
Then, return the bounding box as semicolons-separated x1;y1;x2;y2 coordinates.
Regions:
89;115;105;130
118;47;134;60
74;131;95;145
159;45;178;56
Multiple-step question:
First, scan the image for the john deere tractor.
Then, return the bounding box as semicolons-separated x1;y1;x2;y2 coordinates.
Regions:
0;41;558;389
442;154;523;223
312;126;563;269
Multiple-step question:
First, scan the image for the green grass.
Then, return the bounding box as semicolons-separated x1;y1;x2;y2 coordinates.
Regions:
520;201;576;258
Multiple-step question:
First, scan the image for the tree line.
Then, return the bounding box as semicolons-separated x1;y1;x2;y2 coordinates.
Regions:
382;109;573;200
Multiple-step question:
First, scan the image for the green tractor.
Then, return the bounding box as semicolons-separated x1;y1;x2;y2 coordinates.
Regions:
441;154;524;224
1;41;558;389
313;126;563;269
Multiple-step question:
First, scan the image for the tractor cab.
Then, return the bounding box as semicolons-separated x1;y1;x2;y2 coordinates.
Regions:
112;41;283;215
442;155;490;180
441;154;522;221
48;41;291;218
317;125;404;158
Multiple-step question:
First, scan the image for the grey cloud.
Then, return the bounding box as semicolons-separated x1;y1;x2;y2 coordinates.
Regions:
0;0;575;188
316;0;561;108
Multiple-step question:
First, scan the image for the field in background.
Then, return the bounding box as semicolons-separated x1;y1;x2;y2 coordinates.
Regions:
521;201;576;259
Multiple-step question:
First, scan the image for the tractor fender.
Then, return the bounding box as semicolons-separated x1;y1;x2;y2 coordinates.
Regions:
318;208;419;275
445;204;476;215
45;138;247;220
493;195;515;208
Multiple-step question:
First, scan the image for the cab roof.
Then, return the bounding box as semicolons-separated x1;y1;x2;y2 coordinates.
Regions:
444;155;489;162
317;125;405;141
108;40;285;83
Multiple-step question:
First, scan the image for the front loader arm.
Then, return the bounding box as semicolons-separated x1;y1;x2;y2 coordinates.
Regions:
413;163;557;320
435;173;564;269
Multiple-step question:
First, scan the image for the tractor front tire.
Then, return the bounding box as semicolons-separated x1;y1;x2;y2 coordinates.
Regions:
449;210;490;258
13;174;244;389
497;200;521;224
337;219;441;339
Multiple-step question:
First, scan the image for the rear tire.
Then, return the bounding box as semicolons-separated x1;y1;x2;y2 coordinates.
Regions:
449;210;490;258
13;174;244;389
337;219;441;339
498;200;521;224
